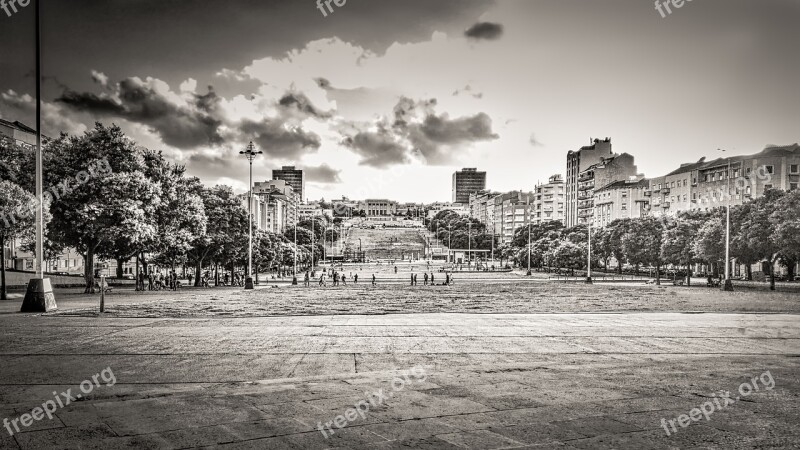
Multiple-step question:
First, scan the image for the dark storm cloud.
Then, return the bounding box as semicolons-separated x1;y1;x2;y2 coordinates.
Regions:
464;22;503;40
278;92;332;118
57;78;225;149
240;119;321;159
341;97;499;167
305;164;342;183
341;128;409;168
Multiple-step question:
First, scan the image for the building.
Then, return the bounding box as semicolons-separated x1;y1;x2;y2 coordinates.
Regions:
358;199;398;216
427;203;469;219
566;138;614;227
252;180;298;233
272;166;304;202
452;168;486;204
576;153;639;225
592;178;650;227
0;119;37;149
468;190;498;226
648;144;800;217
532;174;566;225
490;191;534;243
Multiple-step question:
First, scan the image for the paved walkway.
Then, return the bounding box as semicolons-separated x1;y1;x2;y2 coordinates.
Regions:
1;312;798;448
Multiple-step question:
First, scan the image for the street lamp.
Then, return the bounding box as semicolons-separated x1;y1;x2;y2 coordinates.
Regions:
292;200;298;285
239;141;262;290
21;0;57;312
468;220;471;269
586;221;593;284
719;149;734;291
526;197;532;276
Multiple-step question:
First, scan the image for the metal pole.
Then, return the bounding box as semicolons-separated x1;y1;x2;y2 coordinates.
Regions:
35;0;43;280
526;198;531;276
586;222;593;283
248;159;253;281
723;160;733;291
292;201;298;284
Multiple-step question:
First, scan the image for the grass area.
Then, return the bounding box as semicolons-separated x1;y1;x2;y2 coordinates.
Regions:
44;281;800;318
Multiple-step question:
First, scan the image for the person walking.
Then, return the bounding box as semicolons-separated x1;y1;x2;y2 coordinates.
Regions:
354;274;358;284
372;274;376;286
147;273;153;291
341;274;347;286
430;272;434;286
423;272;428;286
411;273;414;286
304;271;310;287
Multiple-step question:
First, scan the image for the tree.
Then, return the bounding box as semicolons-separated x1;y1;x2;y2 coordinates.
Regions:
770;190;800;283
0;181;38;300
661;217;697;285
693;214;725;277
739;190;785;290
623;217;665;283
549;241;584;274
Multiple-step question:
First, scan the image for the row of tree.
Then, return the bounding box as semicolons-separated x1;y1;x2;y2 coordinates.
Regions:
0;123;338;296
427;190;799;290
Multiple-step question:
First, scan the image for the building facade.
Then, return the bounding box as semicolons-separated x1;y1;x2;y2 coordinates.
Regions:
490;191;533;243
592;178;650;227
566;138;614;227
452;168;487;204
358;199;398;216
576;153;639;225
271;166;304;202
252;180;298;233
532;174;566;225
0;119;37;149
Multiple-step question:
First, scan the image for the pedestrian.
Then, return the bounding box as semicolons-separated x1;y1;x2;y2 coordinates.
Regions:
411;273;414;286
188;273;193;287
147;273;153;291
372;274;376;286
304;271;310;287
333;272;339;286
424;272;428;285
137;272;144;291
341;274;347;285
354;274;358;284
445;273;450;285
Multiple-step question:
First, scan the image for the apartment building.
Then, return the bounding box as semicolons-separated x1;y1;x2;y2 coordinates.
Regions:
592;178;650;227
252;180;298;233
490;191;533;243
272;166;304;202
452;168;487;204
532;174;566;225
576;153;639;225
566;138;614;227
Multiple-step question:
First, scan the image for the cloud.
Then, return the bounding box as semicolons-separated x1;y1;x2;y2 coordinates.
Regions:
340;96;499;167
464;22;503;40
90;70;109;88
240;119;321;159
57;76;225;149
305;163;342;183
0;89;87;136
529;133;543;146
278;92;332;119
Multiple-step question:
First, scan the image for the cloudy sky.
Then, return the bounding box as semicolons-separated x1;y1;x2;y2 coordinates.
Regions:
2;0;799;202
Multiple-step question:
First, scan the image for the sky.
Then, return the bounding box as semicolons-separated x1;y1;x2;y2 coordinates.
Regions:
2;0;799;202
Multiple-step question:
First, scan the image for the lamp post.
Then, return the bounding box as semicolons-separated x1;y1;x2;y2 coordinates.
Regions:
468;220;471;269
719;150;734;291
292;200;298;285
21;0;57;312
239;141;261;290
586;221;593;284
526;197;532;276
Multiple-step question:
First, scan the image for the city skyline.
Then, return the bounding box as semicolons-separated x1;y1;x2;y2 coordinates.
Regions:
2;0;799;202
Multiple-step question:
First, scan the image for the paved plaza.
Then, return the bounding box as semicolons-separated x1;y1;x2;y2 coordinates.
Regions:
1;281;799;449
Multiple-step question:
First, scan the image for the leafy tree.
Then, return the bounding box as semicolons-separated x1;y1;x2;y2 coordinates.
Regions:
661;216;699;284
623;217;665;283
0;181;39;299
739;190;785;290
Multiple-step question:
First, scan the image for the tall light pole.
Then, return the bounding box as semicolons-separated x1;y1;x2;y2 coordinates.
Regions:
292;200;298;285
526;197;532;276
720;151;733;291
311;215;314;272
22;0;57;312
239;141;261;290
586;221;593;284
468;220;471;268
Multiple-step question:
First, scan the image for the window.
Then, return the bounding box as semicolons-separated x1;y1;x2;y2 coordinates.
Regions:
765;184;773;190
683;194;687;202
791;164;799;174
791;183;798;191
765;166;774;174
746;167;752;176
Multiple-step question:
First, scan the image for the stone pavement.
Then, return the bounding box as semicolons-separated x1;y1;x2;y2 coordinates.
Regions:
1;312;798;449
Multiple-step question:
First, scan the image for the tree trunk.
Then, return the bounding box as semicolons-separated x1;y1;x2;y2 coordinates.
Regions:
686;263;691;286
655;264;661;285
84;247;96;294
194;260;203;287
1;234;7;301
770;256;776;291
746;264;752;281
116;258;124;279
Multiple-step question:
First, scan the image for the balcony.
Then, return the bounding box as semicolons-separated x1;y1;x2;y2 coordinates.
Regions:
578;209;594;218
644;190;652;197
662;188;671;195
662;202;670;208
652;186;661;193
578;172;594;182
577;191;593;200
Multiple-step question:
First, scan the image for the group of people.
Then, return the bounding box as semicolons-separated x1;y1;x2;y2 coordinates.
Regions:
136;271;181;291
410;272;453;286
